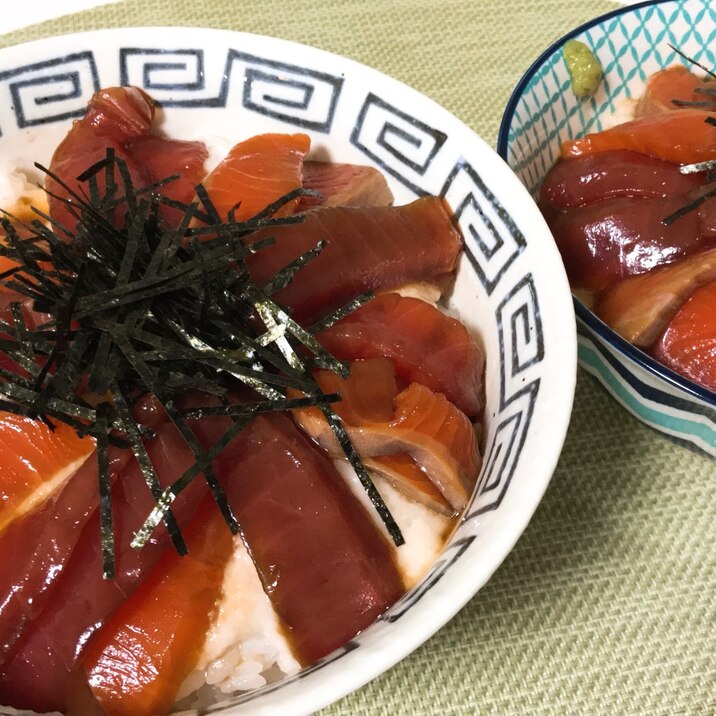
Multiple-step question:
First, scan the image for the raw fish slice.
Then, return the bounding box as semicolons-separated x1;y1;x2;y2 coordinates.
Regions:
0;413;94;534
0;414;211;713
547;196;707;293
47;87;154;234
0;395;166;663
539;151;704;210
317;292;485;416
198;133;310;222
72;495;233;716
247;197;462;324
185;405;404;665
596;248;716;347
362;454;454;515
635;66;716;117
652;279;716;391
0;446;131;662
291;359;481;511
47;87;208;234
297;161;393;211
126;134;208;227
561;109;716;164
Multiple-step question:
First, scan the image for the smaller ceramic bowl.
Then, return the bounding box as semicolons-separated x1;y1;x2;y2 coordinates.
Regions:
498;0;716;456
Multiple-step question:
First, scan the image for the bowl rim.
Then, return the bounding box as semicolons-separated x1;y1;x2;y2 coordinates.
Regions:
496;0;716;410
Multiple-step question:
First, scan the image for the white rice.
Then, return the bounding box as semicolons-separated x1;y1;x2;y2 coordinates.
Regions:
0;158;46;216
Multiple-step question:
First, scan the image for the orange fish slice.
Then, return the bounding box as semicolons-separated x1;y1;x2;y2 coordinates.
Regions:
73;495;233;716
199;132;310;223
0;413;94;534
291;358;481;511
635;66;716;117
562;108;716;164
596;248;716;348
652;279;716;392
362;454;454;516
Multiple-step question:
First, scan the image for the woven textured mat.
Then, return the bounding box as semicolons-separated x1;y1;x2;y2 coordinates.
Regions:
1;1;714;714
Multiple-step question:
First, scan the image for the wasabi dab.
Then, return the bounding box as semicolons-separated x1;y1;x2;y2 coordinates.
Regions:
563;39;602;98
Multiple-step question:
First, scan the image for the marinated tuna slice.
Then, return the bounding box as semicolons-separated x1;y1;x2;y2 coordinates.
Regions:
547;196;707;293
636;66;716;117
126;134;208;227
0;396;166;663
297;161;393;211
0;446;131;662
247;197;462;323
291;358;481;511
72;495;233;716
47;87;154;233
186;406;405;665
561;109;716;164
317;292;484;416
198;133;310;223
0;415;211;713
47;87;207;233
362;454;454;515
652;279;716;391
596;248;716;347
0;414;94;534
539;151;704;210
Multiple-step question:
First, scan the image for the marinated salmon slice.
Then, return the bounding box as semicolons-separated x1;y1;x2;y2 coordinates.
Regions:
362;454;454;515
596;248;716;347
184;406;405;665
0;414;94;535
198;133;310;223
297;160;393;211
561;109;716;164
291;358;481;511
635;66;716;117
652;279;716;391
317;292;485;417
247;197;462;324
72;495;233;716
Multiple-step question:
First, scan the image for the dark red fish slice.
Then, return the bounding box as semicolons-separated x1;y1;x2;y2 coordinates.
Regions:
247;197;462;324
0;396;167;665
0;447;128;662
187;407;404;665
547;196;708;293
47;87;207;233
317;292;484;417
125;134;208;227
539;151;704;211
0;414;210;713
297;160;393;211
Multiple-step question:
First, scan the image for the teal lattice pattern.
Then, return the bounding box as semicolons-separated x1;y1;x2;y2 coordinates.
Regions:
506;0;716;196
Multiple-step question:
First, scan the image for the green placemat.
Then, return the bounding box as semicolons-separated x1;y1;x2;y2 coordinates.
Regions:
1;2;714;714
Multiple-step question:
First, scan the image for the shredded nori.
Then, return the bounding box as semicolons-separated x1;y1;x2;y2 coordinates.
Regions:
0;151;404;575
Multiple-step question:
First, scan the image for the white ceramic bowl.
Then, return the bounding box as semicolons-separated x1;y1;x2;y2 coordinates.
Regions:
0;27;576;715
498;0;716;456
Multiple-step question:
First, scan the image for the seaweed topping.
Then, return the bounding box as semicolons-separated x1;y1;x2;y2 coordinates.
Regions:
0;151;403;578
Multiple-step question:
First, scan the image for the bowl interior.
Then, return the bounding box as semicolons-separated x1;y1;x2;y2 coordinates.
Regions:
498;0;716;454
0;27;576;715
